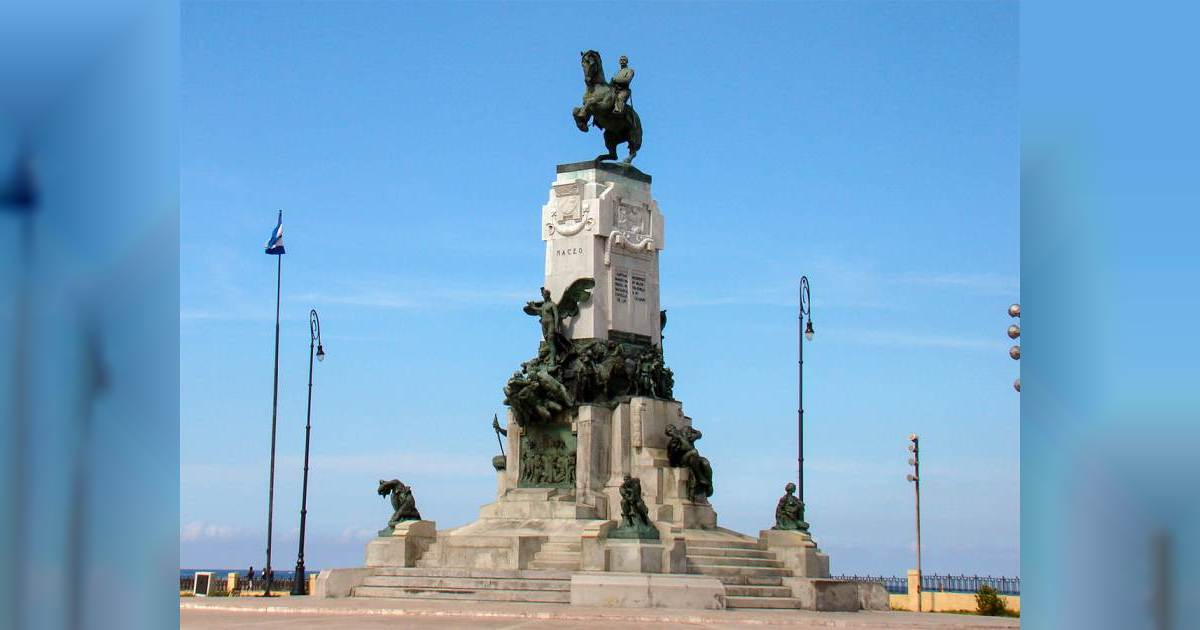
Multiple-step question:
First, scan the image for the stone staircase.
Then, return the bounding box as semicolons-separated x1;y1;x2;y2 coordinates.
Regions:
352;567;571;603
528;538;582;571
685;537;801;609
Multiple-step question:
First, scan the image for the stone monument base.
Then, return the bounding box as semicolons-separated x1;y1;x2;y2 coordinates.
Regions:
570;573;725;609
759;528;831;578
365;520;437;568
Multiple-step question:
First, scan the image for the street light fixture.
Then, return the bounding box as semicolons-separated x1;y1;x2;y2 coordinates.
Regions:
907;434;922;612
797;276;814;512
292;309;324;595
1008;303;1020;393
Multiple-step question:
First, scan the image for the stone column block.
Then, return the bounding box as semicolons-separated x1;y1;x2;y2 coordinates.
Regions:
907;568;921;611
313;568;371;598
760;529;829;577
365;520;437;568
784;577;862;611
605;539;664;573
580;520;616;571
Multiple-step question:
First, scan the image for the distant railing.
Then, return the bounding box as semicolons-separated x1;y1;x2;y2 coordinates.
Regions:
179;575;229;595
831;574;1020;596
180;574;295;595
831;575;908;594
922;574;1019;596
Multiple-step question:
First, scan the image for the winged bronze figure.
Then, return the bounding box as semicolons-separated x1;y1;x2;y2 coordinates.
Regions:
523;278;595;365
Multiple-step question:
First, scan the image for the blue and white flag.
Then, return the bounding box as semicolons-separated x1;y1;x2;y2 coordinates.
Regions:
264;210;285;255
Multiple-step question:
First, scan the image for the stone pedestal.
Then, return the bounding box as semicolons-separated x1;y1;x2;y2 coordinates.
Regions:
604;539;664;573
542;163;664;346
760;529;830;577
783;577;862;612
365;520;437;568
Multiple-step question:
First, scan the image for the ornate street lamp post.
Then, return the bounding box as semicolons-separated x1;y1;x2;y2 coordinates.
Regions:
907;434;922;611
798;276;814;506
291;309;325;594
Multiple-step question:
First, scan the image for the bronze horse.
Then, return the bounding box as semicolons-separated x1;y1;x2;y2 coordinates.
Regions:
572;51;643;165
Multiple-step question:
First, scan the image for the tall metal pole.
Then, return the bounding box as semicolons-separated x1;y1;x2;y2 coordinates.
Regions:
797;276;811;504
264;252;282;596
797;296;804;502
293;310;321;595
908;434;922;611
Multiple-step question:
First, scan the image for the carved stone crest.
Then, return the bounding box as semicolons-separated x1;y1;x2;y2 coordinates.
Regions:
605;197;656;265
547;180;593;237
616;200;653;247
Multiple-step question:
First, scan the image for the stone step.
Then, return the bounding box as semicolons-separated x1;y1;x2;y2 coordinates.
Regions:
360;576;569;592
354;585;570;604
725;585;793;598
372;567;574;580
687;564;792;578
726;595;804;609
683;546;774;559
685;554;783;568
686;540;764;551
528;559;580;571
712;574;785;586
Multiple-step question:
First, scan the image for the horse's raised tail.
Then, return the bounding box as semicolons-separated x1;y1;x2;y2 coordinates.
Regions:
627;108;643;152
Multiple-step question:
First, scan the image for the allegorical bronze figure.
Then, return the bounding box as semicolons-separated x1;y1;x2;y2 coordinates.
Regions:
377;479;421;534
523;279;595;366
665;424;714;502
610;474;659;539
772;482;810;532
572;51;643;165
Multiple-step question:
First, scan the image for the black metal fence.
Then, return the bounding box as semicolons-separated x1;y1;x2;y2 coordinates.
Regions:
831;575;908;594
831;574;1020;596
922;575;1019;596
180;574;296;595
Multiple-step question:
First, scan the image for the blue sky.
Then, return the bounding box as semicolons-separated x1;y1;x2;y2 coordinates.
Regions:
181;1;1018;576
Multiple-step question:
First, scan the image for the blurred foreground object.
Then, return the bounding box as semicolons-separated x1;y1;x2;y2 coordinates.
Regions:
0;1;178;628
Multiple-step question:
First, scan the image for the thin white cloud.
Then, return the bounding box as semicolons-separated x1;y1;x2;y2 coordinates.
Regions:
180;521;244;542
278;451;490;478
180;309;274;322
181;451;489;486
896;271;1019;295
836;329;1007;351
338;527;375;543
295;286;528;310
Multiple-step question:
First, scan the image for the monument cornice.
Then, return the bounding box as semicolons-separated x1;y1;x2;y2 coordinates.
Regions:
556;161;652;184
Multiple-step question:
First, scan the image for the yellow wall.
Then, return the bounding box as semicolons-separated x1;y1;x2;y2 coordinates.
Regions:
887;569;1020;613
889;591;1020;613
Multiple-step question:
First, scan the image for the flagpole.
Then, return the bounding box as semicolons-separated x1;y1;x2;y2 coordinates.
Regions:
264;224;283;597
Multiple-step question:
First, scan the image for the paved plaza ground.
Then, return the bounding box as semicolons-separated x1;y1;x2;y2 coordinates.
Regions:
181;597;1020;629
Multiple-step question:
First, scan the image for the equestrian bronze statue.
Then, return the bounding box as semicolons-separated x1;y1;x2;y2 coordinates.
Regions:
572;51;643;165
